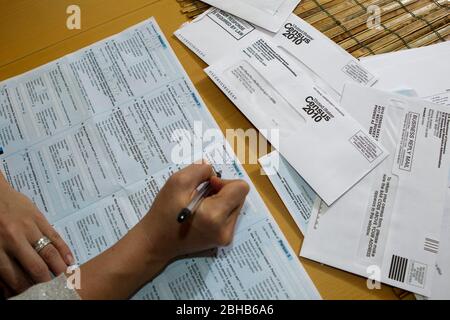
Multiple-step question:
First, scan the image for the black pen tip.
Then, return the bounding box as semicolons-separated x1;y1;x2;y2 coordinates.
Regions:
177;208;191;223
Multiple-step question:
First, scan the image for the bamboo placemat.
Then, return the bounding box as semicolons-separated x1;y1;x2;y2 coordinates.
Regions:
175;0;449;57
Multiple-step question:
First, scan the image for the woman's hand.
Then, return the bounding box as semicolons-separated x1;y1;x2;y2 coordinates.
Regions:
0;176;74;297
76;162;249;299
138;162;250;263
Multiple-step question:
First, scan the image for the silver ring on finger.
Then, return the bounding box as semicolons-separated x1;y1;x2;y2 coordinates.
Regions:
33;236;52;253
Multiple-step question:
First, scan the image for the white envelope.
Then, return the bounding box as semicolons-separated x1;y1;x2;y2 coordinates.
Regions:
426;188;450;299
301;83;450;296
200;0;301;32
175;8;264;65
259;151;318;234
175;8;377;100
360;42;450;107
205;37;388;205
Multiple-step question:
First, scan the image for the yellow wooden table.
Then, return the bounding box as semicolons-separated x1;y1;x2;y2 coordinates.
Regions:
0;0;401;300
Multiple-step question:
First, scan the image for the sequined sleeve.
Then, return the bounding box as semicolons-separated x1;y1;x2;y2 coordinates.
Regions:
9;274;81;300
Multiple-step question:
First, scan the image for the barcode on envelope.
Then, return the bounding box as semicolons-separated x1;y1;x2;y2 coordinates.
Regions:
424;238;439;254
388;255;408;283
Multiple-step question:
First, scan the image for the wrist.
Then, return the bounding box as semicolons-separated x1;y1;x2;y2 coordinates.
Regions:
76;224;170;299
125;223;171;281
133;218;174;272
102;225;171;291
0;174;12;190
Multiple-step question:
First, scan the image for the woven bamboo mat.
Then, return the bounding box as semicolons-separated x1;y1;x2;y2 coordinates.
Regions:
176;0;449;57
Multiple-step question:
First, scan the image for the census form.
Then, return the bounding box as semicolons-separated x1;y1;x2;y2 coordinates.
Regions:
0;18;320;299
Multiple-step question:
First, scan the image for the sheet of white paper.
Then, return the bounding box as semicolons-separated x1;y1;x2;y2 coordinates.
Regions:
200;0;301;32
0;18;320;300
361;42;450;106
205;35;388;205
301;84;450;296
360;42;450;70
259;151;317;234
175;8;377;101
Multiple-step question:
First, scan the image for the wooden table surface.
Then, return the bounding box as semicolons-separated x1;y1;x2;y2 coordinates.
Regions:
0;0;400;300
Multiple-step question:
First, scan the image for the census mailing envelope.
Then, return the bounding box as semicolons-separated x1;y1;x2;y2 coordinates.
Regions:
421;189;450;299
301;84;450;296
200;0;301;32
175;8;376;99
259;151;318;234
205;37;388;205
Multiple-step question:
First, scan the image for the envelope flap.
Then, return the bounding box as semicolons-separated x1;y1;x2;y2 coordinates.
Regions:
273;16;377;94
174;8;260;65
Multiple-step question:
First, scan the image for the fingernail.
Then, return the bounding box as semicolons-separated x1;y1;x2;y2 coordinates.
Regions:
66;254;74;265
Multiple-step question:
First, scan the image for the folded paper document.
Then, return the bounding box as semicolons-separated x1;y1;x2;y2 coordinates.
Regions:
200;0;301;32
175;8;377;100
205;36;388;205
301;83;450;296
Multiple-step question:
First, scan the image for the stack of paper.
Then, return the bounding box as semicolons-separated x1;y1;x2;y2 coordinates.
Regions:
301;83;450;297
300;44;450;299
176;8;385;206
358;44;450;299
175;6;450;299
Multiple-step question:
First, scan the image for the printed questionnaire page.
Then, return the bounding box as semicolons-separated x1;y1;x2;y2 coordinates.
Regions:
0;18;320;300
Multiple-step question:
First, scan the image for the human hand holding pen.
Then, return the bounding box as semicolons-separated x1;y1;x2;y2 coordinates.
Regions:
142;162;249;261
177;169;222;223
75;162;249;299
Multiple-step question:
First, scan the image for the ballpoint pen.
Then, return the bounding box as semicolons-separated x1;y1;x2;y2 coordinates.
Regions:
177;169;222;223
